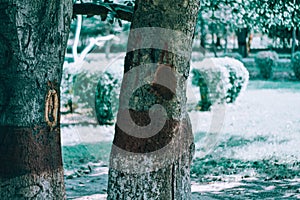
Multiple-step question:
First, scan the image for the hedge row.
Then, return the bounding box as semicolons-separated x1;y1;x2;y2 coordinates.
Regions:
223;51;300;81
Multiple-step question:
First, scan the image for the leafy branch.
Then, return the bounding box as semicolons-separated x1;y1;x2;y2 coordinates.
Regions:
73;3;133;22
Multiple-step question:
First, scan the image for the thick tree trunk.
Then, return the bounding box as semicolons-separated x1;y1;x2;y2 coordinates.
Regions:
107;0;199;199
0;0;72;199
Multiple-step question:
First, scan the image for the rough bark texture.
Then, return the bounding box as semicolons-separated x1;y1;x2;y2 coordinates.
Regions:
107;0;199;199
0;0;72;199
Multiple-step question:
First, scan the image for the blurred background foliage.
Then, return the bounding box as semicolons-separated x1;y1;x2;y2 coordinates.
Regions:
62;0;300;119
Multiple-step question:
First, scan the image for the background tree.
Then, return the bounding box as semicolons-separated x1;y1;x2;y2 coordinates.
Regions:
107;0;200;199
0;0;72;199
198;0;300;56
198;0;257;57
254;0;300;54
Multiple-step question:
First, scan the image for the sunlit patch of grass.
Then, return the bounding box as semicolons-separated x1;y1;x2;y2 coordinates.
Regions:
191;155;300;182
62;142;112;170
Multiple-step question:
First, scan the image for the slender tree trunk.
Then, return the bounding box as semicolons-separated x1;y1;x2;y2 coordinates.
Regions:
199;16;206;56
105;40;112;59
0;1;72;199
199;16;206;49
73;15;83;63
236;28;248;57
224;35;228;54
211;33;218;57
292;27;296;56
107;0;199;199
223;26;229;54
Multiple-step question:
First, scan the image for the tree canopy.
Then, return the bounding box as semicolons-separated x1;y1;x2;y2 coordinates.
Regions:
199;0;299;32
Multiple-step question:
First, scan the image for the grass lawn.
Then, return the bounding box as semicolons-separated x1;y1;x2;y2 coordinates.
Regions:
62;80;300;199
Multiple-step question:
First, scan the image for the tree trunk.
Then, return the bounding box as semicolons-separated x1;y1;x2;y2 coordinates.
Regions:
73;15;83;63
107;0;199;199
0;1;72;199
199;15;206;49
236;28;248;58
224;34;228;54
211;33;218;57
292;27;296;56
105;40;112;59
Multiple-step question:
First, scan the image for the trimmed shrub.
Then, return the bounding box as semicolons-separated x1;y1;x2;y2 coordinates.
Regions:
292;51;300;80
73;71;102;111
255;51;279;79
224;58;249;103
191;57;249;111
95;72;120;125
61;61;123;125
222;53;243;62
192;60;230;111
61;63;80;113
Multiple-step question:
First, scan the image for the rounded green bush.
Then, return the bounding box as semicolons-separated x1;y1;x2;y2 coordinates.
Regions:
292;51;300;80
255;51;278;79
191;57;249;111
61;63;121;125
95;72;120;125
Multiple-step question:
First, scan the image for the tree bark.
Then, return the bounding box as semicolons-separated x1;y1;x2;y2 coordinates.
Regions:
107;0;199;199
0;0;72;199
